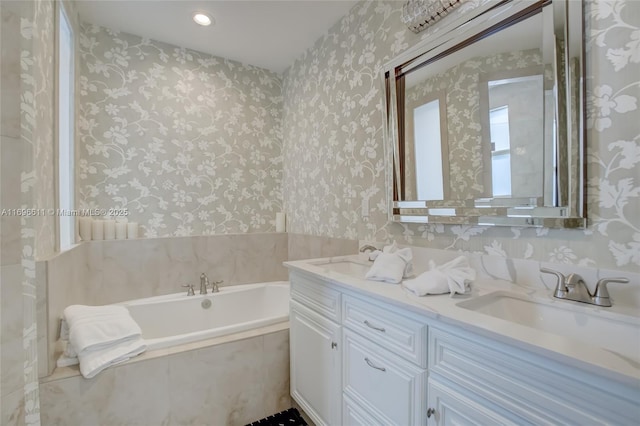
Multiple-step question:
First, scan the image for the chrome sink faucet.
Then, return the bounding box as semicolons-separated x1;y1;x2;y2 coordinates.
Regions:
540;268;628;307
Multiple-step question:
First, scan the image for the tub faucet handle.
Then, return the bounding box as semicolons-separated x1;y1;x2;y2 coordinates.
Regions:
211;279;223;293
182;284;195;296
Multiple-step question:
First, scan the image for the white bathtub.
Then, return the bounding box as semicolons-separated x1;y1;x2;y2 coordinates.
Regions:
120;281;290;351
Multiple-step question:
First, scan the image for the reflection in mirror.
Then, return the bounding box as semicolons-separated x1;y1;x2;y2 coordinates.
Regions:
384;0;586;228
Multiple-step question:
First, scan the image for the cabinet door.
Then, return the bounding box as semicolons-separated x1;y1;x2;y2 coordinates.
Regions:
290;300;341;426
427;377;521;425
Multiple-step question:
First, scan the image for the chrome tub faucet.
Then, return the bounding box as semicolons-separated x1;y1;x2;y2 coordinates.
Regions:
540;268;628;307
182;283;196;296
200;273;209;295
200;273;223;294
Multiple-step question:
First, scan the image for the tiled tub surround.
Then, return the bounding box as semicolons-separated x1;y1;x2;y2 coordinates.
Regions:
40;326;290;426
43;232;288;376
287;233;358;261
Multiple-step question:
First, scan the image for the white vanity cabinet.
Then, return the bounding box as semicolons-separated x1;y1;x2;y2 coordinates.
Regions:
427;325;640;426
290;273;342;426
341;294;429;425
290;271;430;425
288;268;640;426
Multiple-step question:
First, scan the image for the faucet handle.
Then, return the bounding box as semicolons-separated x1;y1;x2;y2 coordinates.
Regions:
593;277;628;306
182;284;195;296
540;267;567;293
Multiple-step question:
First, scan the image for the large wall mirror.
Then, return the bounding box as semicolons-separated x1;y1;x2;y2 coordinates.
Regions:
383;0;586;228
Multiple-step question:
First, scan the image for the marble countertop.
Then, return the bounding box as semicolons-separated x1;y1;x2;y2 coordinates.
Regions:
284;255;640;387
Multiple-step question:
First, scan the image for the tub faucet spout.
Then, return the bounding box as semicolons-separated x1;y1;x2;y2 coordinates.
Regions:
200;273;209;295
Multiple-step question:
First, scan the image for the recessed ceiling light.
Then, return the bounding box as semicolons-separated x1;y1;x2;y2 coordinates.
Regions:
193;13;212;26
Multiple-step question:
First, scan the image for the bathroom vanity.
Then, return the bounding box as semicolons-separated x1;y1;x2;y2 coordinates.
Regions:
285;256;640;426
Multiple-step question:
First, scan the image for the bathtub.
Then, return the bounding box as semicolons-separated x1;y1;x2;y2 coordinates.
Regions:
120;281;290;350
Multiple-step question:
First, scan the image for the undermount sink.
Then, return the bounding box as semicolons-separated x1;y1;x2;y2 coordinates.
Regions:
310;258;371;278
457;291;640;362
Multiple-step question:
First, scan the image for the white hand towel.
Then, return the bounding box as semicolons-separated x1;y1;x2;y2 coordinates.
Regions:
403;256;476;297
365;247;413;284
62;304;147;378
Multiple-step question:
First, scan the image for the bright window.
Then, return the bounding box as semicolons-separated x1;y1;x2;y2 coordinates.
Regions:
413;99;444;201
489;106;511;197
58;6;74;250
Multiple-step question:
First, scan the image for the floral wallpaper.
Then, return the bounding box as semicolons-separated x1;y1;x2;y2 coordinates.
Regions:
78;24;283;237
282;0;640;272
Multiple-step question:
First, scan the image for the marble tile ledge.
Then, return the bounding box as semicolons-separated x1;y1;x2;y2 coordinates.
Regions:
42;321;289;383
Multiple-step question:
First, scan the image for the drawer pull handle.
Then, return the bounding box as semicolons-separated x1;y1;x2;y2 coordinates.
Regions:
364;320;386;332
427;408;435;418
331;341;337;349
364;357;386;372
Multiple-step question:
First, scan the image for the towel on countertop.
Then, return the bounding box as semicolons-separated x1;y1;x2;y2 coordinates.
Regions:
402;256;476;297
366;243;413;284
368;242;414;278
58;305;146;379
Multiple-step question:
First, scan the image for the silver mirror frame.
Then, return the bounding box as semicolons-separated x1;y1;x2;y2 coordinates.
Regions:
381;0;586;228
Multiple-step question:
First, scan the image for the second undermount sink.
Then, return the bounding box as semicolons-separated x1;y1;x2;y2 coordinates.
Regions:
457;291;640;362
310;258;371;278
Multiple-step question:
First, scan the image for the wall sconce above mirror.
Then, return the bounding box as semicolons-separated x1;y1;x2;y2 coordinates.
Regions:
383;0;586;228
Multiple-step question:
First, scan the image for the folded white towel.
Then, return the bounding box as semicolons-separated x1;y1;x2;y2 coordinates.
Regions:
62;304;147;378
366;246;413;284
402;256;476;297
64;305;141;353
79;337;146;378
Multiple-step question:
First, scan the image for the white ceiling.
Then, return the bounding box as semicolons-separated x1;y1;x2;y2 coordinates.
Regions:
76;0;359;74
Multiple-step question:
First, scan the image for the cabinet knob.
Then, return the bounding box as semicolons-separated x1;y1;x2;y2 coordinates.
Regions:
331;341;337;349
427;408;436;418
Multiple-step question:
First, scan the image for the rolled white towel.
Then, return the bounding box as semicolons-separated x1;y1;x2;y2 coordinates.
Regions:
366;247;413;284
368;242;414;278
403;256;475;297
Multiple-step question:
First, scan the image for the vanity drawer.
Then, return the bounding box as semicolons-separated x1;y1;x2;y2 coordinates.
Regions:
290;272;341;322
343;395;386;426
343;329;427;426
429;326;640;425
342;294;428;367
